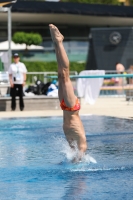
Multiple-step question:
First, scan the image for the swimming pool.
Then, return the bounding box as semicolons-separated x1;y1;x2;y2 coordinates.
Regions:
0;116;133;200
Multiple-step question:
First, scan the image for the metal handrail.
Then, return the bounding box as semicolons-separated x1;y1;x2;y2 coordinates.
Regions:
45;74;133;79
26;71;78;84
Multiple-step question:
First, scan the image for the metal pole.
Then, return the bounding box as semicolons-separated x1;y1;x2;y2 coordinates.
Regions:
8;7;12;68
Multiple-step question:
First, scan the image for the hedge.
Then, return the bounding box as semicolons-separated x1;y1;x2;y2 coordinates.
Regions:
22;61;86;73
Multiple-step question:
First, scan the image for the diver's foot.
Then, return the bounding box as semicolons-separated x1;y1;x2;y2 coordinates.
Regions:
49;24;64;44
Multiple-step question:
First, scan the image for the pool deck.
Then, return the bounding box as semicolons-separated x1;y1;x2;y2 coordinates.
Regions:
0;97;132;119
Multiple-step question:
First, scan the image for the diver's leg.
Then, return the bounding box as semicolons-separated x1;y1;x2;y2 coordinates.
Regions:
49;24;76;106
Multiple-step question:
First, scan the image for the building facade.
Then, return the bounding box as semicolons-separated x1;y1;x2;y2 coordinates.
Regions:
1;1;133;66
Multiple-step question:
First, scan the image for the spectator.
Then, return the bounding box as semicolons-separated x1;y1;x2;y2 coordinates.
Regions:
115;62;126;86
8;53;27;111
127;65;133;84
116;62;125;73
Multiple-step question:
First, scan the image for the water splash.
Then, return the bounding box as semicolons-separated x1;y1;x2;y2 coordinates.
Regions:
82;154;97;164
71;166;127;172
53;136;97;164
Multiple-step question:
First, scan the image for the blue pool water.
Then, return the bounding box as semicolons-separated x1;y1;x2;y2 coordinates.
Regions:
0;116;133;200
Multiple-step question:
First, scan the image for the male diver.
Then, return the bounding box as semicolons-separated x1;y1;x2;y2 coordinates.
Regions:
49;24;87;162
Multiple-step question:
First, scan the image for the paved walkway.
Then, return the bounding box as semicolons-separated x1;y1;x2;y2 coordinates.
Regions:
0;97;132;119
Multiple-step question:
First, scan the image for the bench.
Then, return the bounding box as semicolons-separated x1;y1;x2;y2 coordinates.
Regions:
0;96;60;111
100;85;133;102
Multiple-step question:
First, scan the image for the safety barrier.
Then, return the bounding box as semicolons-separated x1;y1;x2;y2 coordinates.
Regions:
1;70;133;102
45;70;133;101
26;71;78;85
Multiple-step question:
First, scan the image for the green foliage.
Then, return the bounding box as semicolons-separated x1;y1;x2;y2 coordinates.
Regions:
24;33;42;46
0;59;4;71
130;0;133;4
61;0;133;4
22;61;85;73
70;62;85;73
61;0;119;4
23;61;58;72
98;0;119;4
13;32;42;47
12;32;26;44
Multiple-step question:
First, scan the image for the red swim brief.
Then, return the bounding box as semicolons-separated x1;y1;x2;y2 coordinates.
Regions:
60;98;80;111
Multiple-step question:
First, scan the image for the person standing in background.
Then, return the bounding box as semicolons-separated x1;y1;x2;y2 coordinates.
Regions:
127;65;133;84
115;62;126;85
8;53;27;111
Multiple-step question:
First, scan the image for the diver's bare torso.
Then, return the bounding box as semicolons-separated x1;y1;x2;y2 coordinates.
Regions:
63;111;87;151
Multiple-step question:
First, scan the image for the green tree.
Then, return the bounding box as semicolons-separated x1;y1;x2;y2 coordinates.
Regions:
13;32;42;49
